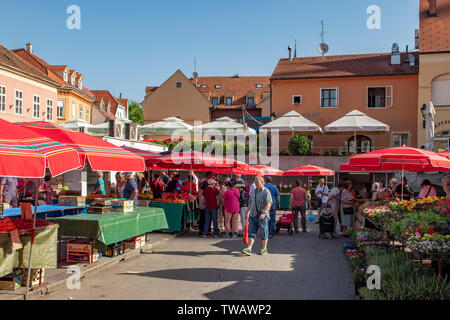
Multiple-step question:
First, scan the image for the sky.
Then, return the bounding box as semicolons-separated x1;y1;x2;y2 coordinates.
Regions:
1;0;419;103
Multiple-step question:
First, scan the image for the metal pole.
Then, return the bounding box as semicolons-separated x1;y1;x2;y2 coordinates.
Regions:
25;178;39;300
401;165;404;201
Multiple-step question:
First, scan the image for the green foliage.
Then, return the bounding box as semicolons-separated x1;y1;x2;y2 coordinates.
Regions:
128;100;144;125
359;249;450;300
288;135;311;156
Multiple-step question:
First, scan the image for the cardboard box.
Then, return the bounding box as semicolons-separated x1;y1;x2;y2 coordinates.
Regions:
58;196;86;207
0;269;22;291
111;200;134;212
21;268;44;288
67;240;93;253
67;250;99;263
125;236;142;250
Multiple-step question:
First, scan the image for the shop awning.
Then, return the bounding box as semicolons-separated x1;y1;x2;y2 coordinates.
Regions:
0;118;80;178
194;117;257;136
17;121;145;172
139;117;193;135
283;165;335;176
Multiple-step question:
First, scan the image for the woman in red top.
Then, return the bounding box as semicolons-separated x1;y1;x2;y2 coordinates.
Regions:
201;179;221;237
289;180;310;233
184;176;198;195
222;179;240;238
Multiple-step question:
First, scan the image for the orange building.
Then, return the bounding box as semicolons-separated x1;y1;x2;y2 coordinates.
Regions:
271;50;419;154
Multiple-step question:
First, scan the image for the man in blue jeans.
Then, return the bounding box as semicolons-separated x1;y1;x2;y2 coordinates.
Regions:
242;176;273;256
264;176;280;238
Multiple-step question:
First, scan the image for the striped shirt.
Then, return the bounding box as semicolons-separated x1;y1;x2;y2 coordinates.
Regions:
249;186;272;218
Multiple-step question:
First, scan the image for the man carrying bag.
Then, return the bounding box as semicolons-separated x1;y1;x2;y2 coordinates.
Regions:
314;179;328;224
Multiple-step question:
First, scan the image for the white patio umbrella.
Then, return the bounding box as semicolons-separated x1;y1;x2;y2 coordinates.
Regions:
139;117;193;136
195;116;257;136
260;111;323;135
425;101;436;152
324;110;389;153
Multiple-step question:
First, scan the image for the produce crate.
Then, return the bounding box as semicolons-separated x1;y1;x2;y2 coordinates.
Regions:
90;199;112;207
67;250;100;264
58;196;86;207
111;200;134;213
87;206;111;214
136;200;150;207
67;240;93;253
0;269;22;291
125;235;146;250
21;268;45;288
103;242;125;257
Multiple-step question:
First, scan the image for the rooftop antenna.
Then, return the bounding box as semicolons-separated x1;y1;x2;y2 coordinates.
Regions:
294;39;297;58
317;19;329;61
192;57;198;87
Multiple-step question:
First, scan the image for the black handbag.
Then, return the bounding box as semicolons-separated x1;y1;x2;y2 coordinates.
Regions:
343;206;354;215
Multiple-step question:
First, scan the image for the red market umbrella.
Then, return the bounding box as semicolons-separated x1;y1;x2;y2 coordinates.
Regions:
121;146;163;169
348;147;450;172
0;118;80;178
154;151;242;171
339;163;386;172
250;165;284;176
283;165;335;176
17;122;145;172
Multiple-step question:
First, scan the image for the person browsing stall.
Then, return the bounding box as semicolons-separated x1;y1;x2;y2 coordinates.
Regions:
264;176;280;238
92;172;106;195
315;179;329;223
418;179;436;199
123;172;138;201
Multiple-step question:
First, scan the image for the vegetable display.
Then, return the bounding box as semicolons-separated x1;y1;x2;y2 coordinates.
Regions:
0;217;53;234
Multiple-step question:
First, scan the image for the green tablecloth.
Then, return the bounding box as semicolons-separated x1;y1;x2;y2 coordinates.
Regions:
150;202;196;232
0;224;58;278
48;207;168;252
280;194;290;209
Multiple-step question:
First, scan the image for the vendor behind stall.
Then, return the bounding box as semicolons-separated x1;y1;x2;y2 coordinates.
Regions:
92;172;106;195
39;175;53;204
123;172;138;201
0;177;19;208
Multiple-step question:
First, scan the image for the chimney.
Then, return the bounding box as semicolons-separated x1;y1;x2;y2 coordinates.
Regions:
428;0;437;17
119;93;122;99
391;43;401;65
288;45;292;61
26;42;33;54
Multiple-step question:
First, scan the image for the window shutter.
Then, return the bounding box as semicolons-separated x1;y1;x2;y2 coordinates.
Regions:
125;122;131;140
108;120;115;137
336;88;340;107
386;85;393;108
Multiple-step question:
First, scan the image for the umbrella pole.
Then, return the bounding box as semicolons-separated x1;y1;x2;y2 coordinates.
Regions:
354;131;357;154
401;165;404;201
25;179;39;300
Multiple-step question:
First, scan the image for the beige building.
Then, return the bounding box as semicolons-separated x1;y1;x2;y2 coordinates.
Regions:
141;70;211;125
417;0;450;151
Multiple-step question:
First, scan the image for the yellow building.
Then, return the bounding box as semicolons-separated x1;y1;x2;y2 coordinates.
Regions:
13;44;94;124
417;0;450;150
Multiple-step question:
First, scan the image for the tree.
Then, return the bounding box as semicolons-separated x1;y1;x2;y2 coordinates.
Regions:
288;135;311;156
128;100;144;125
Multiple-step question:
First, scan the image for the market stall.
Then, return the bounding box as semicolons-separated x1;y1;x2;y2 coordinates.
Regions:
150;198;197;232
48;207;168;252
2;205;87;219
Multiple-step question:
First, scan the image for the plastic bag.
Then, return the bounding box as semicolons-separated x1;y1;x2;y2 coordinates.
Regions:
243;218;249;244
307;209;315;222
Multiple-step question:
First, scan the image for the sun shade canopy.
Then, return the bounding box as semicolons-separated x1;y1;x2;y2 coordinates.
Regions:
324;110;389;132
261;111;322;133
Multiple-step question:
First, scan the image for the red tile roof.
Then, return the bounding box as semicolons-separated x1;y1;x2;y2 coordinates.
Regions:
11;48;94;98
0;44;58;86
419;0;450;53
271;52;419;80
118;98;128;113
91;90;124;118
92;101;116;120
191;76;270;107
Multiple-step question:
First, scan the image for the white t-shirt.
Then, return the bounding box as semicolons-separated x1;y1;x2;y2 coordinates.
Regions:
328;187;340;209
315;184;329;204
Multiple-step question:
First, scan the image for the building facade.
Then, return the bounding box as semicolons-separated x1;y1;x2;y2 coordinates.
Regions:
91;90;128;125
0;44;59;122
271;51;419;153
12;43;94;124
417;0;450;151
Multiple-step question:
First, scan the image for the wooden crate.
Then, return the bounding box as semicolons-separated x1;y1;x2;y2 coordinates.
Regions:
21;268;45;288
87;206;111;214
111;200;134;213
67;250;100;264
58;196;86;207
0;269;22;291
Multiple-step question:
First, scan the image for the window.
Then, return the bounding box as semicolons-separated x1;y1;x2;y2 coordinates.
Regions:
46;99;53;121
292;95;302;105
368;87;386;108
86;108;90;122
211;97;218;106
215;84;222;89
72;102;76;119
78;79;82;89
348;135;371;154
392;133;409;147
71;74;75;86
225;97;232;106
33;95;40;119
247;97;255;107
63;70;68;82
79;105;83;119
0;85;5;112
321;88;338;108
15;90;23;114
256;84;263;89
57;100;65;119
201;84;208;88
176;82;182;88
